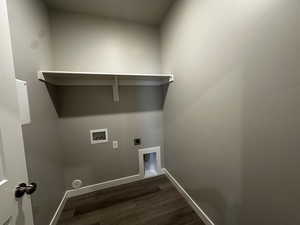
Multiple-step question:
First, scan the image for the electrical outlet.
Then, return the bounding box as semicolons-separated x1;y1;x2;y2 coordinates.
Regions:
113;140;118;149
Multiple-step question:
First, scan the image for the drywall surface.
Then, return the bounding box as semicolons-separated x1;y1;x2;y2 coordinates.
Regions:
161;0;300;225
49;11;164;188
58;86;164;188
50;10;161;73
43;0;175;26
7;1;65;225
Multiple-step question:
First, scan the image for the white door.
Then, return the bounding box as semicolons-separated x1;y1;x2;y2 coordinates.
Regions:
0;0;34;225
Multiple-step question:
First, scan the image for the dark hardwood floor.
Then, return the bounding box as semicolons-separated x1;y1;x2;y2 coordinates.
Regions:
57;175;205;225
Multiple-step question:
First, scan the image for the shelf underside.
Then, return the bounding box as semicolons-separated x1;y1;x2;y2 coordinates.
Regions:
38;71;174;86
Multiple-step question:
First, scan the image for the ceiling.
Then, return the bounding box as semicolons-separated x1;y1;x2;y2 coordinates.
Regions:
42;0;175;26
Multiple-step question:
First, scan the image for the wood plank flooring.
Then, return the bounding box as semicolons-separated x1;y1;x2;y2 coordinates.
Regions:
57;175;205;225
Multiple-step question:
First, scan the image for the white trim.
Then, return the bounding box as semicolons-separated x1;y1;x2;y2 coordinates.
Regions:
162;168;215;225
37;71;174;87
90;128;108;144
38;70;174;79
0;179;8;186
112;76;119;102
38;71;174;102
66;174;142;198
138;146;162;178
49;174;143;225
49;192;68;225
16;79;31;125
50;169;214;225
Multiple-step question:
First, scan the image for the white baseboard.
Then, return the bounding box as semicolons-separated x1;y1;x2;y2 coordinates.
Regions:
50;170;214;225
66;174;142;198
162;168;215;225
49;192;68;225
50;174;143;225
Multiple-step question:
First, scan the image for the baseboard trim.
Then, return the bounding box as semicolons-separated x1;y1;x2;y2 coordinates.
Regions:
162;168;215;225
50;173;169;225
49;192;68;225
50;170;213;225
66;174;142;198
50;174;143;225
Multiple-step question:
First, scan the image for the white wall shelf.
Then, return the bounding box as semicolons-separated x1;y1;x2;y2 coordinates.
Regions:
37;70;174;102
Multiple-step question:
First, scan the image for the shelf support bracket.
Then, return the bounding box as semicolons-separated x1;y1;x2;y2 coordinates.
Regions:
112;76;119;102
37;71;45;81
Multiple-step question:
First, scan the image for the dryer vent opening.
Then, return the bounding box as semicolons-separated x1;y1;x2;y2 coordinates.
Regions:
144;152;158;177
139;146;161;178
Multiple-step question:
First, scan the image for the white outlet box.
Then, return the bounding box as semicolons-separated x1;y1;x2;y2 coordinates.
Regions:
113;141;118;149
90;129;108;144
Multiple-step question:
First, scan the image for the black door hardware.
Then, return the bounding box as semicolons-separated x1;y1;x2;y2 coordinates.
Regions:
15;183;27;198
15;182;37;198
25;182;37;195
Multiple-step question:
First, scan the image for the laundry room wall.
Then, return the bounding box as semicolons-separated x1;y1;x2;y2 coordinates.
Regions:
161;0;300;224
49;10;165;188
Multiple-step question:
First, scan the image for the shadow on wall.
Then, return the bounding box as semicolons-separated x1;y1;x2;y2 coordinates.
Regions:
189;188;241;225
46;83;60;115
45;85;168;117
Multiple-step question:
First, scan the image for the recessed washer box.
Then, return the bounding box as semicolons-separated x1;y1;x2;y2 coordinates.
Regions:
90;129;108;144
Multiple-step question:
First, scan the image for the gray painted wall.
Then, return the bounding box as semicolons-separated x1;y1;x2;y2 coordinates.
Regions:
50;10;161;73
161;1;300;225
42;0;175;26
57;86;164;188
49;11;164;189
7;1;65;225
6;6;164;224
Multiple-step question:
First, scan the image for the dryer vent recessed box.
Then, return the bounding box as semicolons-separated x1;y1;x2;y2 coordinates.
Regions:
90;129;108;144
